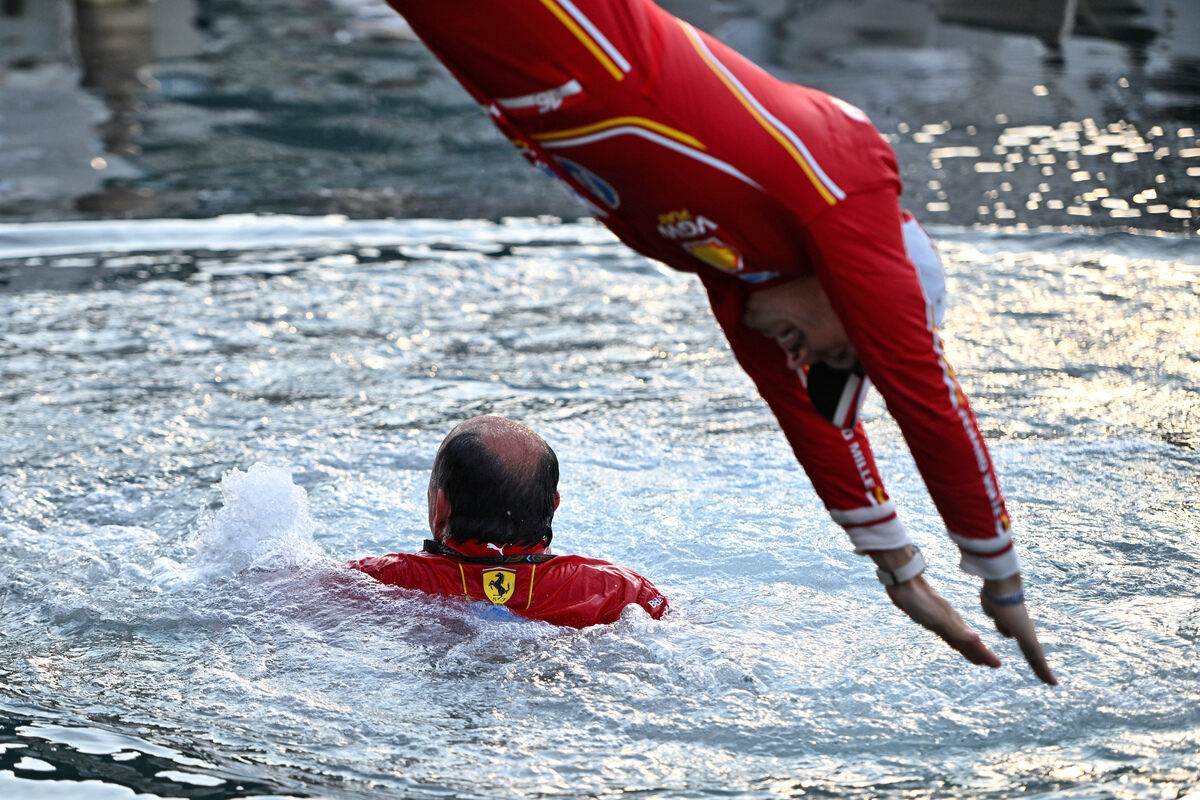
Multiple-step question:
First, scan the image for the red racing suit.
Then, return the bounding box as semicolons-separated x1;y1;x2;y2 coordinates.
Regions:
348;538;670;628
384;0;1019;579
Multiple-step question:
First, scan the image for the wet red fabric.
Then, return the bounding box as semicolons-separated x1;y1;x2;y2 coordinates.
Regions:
348;549;670;628
383;0;1016;576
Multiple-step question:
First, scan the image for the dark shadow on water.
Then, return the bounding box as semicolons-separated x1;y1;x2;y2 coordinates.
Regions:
0;707;298;799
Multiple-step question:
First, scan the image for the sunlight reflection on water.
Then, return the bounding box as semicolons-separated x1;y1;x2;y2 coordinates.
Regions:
0;216;1198;799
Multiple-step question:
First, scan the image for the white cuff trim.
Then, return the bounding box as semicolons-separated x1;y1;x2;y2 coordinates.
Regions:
843;516;911;555
829;500;896;526
959;547;1022;580
948;528;1013;555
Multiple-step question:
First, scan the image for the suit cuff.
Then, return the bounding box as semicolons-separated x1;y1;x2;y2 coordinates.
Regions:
829;502;911;554
950;529;1022;579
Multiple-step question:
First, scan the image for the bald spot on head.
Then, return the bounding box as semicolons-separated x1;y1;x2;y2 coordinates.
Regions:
430;415;560;548
441;415;550;476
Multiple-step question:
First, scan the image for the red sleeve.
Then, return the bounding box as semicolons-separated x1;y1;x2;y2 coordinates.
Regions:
584;567;669;623
634;574;670;620
531;560;670;627
697;270;911;554
803;190;1018;578
346;554;409;585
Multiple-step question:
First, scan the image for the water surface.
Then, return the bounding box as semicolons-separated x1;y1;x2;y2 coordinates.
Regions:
3;0;1199;797
1;215;1197;798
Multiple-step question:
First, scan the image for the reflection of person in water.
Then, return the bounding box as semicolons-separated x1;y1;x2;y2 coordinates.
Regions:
380;0;1054;682
347;416;670;628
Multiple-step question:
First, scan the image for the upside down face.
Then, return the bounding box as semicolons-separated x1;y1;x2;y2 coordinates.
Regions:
742;277;857;371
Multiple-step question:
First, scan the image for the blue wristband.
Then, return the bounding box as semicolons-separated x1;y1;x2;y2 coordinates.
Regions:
982;588;1025;606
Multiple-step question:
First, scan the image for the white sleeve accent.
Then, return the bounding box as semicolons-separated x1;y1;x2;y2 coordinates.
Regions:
959;548;1022;580
902;216;947;327
949;528;1022;578
948;528;1014;555
829;502;897;526
832;372;872;431
829;502;911;554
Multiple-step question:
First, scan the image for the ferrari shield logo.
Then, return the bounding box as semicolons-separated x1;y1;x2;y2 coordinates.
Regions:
483;568;516;605
684;237;743;273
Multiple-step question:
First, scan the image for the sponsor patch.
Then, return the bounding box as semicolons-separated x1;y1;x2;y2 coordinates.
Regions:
555;157;620;209
495;79;583;115
532;160;608;217
655;209;776;281
657;209;719;240
483;568;516;605
684;236;743;274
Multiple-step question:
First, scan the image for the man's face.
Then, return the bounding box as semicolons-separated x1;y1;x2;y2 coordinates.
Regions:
743;277;857;371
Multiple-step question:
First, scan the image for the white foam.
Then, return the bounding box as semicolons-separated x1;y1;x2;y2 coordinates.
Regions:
164;464;325;588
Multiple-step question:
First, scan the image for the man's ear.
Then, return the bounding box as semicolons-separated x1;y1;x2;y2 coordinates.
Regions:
554;490;561;511
431;489;452;540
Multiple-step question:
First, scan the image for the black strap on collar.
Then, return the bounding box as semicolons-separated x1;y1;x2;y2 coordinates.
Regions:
422;539;557;565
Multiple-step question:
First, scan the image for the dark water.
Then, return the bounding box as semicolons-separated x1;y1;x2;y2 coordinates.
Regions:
1;0;1197;231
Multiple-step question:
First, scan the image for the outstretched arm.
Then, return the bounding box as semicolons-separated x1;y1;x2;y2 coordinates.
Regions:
870;546;1057;684
699;270;1015;675
795;189;1055;683
698;206;1056;683
697;270;913;553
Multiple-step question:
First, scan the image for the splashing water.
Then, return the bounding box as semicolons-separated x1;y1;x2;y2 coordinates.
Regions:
0;216;1197;799
189;464;324;582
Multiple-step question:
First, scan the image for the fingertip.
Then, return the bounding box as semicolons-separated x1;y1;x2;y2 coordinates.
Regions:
958;633;1001;668
972;651;1001;668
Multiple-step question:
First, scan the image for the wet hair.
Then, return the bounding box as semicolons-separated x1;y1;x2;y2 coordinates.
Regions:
431;423;558;548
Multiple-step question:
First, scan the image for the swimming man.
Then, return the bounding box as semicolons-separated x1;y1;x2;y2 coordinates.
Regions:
348;416;669;628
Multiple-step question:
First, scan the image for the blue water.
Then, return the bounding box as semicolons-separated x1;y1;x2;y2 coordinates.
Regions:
1;215;1198;798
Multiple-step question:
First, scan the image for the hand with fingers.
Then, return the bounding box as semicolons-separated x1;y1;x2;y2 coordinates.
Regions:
871;545;1058;685
980;575;1058;685
883;575;1001;669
